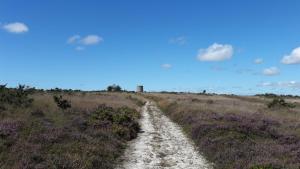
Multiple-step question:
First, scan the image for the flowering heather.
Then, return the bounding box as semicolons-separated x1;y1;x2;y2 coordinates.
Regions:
149;93;300;169
0;120;22;138
0;88;144;169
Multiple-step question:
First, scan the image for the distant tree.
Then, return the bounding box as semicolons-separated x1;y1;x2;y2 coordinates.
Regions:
203;90;206;94
115;85;121;91
107;86;113;92
107;84;122;92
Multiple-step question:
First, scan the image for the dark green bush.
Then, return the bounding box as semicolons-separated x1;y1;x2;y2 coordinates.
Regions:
90;104;140;140
53;95;71;110
268;98;296;109
0;84;34;108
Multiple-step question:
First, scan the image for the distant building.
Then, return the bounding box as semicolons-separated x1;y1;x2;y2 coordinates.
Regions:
136;85;144;92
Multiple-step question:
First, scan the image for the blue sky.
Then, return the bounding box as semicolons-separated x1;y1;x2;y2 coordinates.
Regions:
1;0;300;94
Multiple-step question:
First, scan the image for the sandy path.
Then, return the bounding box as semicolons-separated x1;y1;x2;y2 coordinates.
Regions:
116;101;211;169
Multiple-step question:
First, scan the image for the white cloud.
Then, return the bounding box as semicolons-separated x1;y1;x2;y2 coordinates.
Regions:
3;22;29;33
161;64;172;69
277;81;300;88
169;36;187;45
197;43;233;61
262;67;280;76
67;34;103;50
254;58;263;64
258;81;300;89
67;35;80;44
81;35;103;45
281;47;300;64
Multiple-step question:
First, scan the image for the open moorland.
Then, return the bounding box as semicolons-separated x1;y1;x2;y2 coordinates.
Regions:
145;93;300;169
1;85;300;169
0;85;145;169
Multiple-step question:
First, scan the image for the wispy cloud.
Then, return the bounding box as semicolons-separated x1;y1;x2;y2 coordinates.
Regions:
81;35;103;45
67;35;81;44
3;22;29;34
67;34;103;50
281;47;300;64
258;81;300;89
254;58;263;64
169;36;187;45
262;67;280;76
197;43;233;61
67;34;103;45
161;63;172;69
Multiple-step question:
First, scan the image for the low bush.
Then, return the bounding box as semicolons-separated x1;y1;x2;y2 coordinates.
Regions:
53;95;71;110
0;84;34;108
268;98;296;109
90;104;140;140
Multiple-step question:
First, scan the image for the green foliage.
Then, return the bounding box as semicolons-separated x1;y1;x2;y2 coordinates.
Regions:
268;98;296;109
53;95;71;110
90;104;140;140
0;84;34;108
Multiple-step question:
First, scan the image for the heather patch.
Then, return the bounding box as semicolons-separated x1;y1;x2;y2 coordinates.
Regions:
149;93;300;169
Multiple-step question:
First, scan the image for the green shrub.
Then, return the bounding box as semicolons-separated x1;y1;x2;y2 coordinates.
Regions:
268;98;296;109
0;84;34;108
53;95;71;110
90;104;140;140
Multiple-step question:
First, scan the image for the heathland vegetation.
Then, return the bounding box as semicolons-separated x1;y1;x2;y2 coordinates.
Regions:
145;93;300;169
1;84;300;169
0;85;145;169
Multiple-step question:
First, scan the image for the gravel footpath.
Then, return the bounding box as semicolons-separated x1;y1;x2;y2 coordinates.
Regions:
116;101;211;169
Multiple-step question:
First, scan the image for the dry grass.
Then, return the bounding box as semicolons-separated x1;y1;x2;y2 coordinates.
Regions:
32;92;141;112
145;93;300;169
